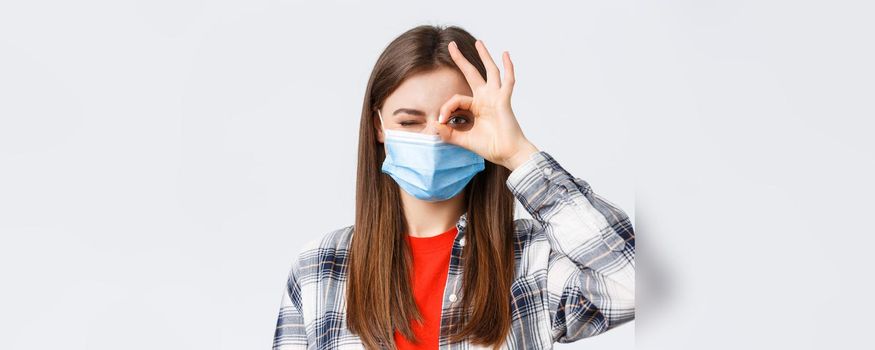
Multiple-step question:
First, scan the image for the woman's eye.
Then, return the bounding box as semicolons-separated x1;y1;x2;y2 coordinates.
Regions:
448;115;470;124
399;121;418;126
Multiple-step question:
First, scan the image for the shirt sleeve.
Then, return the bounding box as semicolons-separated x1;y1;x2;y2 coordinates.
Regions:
272;255;309;349
506;150;636;343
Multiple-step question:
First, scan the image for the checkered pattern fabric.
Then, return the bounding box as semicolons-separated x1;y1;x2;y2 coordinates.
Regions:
273;151;635;349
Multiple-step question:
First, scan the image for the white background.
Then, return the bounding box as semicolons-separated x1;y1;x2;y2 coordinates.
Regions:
1;1;872;349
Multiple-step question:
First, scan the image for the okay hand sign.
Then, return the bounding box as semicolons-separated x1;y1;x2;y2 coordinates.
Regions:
437;40;540;172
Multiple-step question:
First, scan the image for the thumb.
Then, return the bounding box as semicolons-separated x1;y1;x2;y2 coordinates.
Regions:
437;123;471;150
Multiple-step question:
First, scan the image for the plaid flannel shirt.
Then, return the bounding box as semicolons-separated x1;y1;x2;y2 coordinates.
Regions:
272;151;636;349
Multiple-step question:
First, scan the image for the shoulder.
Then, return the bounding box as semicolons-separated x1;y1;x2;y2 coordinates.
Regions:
511;217;554;274
289;224;354;276
512;217;547;247
315;224;355;252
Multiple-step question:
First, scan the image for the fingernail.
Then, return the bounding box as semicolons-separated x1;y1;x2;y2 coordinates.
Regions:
438;114;443;123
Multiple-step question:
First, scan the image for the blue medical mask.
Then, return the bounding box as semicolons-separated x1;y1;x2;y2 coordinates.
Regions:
378;109;485;202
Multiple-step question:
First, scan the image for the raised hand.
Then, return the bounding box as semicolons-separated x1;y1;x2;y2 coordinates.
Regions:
437;40;540;171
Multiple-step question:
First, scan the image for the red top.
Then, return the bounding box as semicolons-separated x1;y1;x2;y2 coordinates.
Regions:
394;224;459;350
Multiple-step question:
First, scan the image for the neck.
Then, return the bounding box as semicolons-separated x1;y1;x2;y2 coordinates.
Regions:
399;189;466;238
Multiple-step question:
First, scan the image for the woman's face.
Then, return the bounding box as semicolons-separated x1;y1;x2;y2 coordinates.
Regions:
375;66;474;143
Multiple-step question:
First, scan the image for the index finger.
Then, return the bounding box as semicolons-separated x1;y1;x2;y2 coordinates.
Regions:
448;41;486;89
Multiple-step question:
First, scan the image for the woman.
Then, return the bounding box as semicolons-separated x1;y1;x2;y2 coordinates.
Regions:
272;25;635;350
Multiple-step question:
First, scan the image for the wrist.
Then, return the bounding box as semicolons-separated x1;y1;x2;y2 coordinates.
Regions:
504;140;540;171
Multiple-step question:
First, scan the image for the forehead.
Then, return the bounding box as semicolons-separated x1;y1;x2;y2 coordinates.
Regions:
383;67;473;112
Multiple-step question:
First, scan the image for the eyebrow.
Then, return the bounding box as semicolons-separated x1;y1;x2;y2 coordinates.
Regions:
393;108;427;117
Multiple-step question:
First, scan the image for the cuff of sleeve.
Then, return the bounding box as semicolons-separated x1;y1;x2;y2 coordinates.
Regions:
506;151;582;214
506;150;544;189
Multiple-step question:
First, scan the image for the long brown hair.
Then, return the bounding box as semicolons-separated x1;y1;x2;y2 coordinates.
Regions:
346;25;516;350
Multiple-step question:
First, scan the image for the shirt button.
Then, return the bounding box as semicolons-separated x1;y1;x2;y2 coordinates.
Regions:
449;294;457;302
543;167;553;176
459;237;466;246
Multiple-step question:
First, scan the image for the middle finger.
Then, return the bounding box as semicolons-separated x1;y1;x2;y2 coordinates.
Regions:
474;40;501;88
